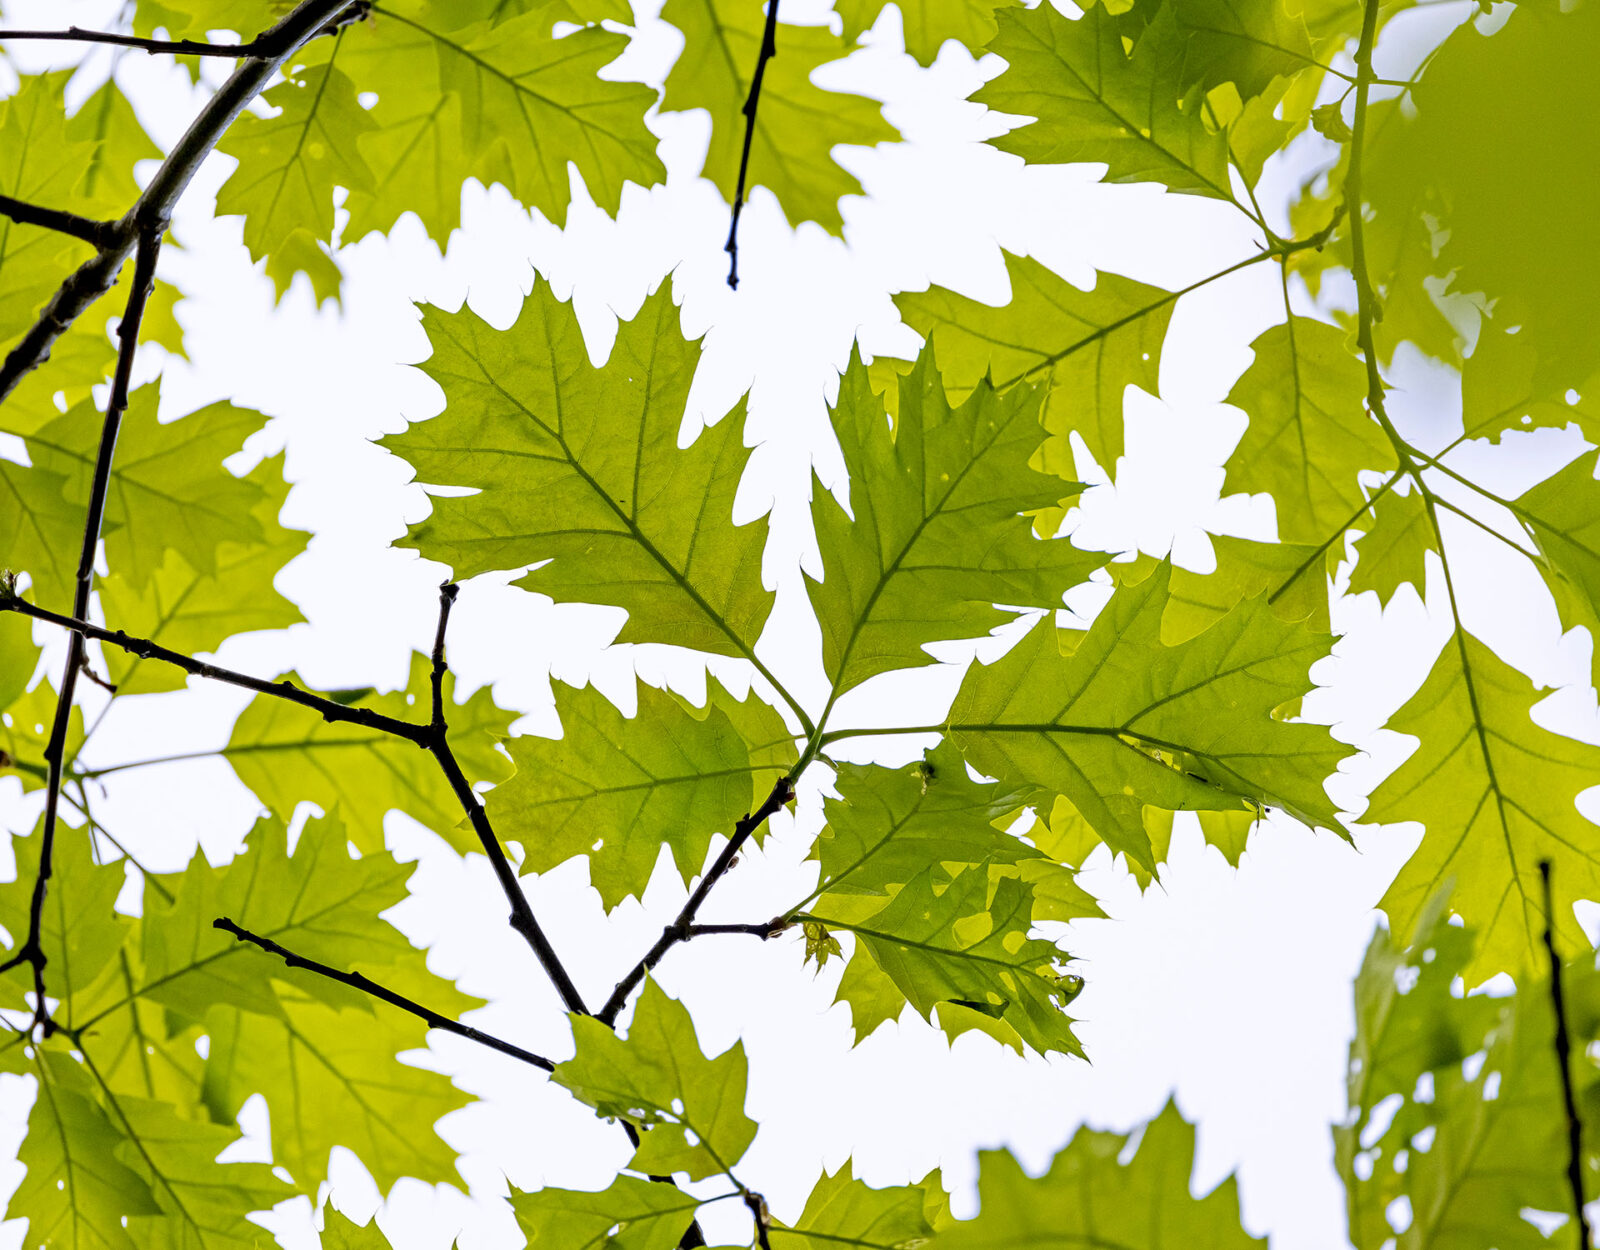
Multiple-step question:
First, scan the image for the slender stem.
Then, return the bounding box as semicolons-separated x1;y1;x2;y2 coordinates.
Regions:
0;26;271;56
724;0;779;289
686;921;788;939
0;230;160;1038
745;1192;773;1250
599;771;798;1025
212;918;554;1070
0;597;430;746
0;0;358;404
0;195;118;247
421;584;591;1018
1538;860;1592;1250
429;580;458;737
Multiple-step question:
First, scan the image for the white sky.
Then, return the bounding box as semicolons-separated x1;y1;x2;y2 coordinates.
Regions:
3;1;1598;1247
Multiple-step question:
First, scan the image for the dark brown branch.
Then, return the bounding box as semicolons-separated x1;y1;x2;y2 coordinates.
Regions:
0;0;360;404
1539;860;1592;1250
0;595;430;746
0;195;119;247
723;0;779;290
429;580;458;737
0;26;264;55
0;229;161;1037
422;583;591;1018
213;918;553;1070
599;775;796;1026
686;921;788;939
745;1192;772;1250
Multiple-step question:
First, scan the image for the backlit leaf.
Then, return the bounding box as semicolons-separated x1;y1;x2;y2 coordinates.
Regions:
489;676;795;909
1367;631;1600;982
384;281;775;660
556;980;757;1182
808;350;1101;695
948;562;1347;871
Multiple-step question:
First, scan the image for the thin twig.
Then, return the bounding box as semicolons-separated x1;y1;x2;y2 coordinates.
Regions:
686;921;788;939
0;195;119;247
421;583;591;1017
419;587;711;1250
429;580;458;737
723;0;779;290
213;918;554;1070
0;596;430;745
0;230;160;1037
599;774;796;1025
0;26;265;55
744;1191;772;1250
0;0;358;404
1539;861;1592;1250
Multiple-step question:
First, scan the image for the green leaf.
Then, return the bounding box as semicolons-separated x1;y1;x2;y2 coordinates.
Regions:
771;1161;935;1249
136;813;439;1023
9;1049;161;1250
1335;897;1500;1250
1519;451;1600;686
811;859;1083;1056
0;76;98;354
555;979;757;1182
1458;326;1600;447
936;1100;1260;1247
319;1210;394;1250
1363;0;1600;388
67;80;163;217
107;1087;292;1250
1162;536;1333;642
1366;630;1600;982
895;251;1173;474
1223;317;1394;546
659;0;897;234
836;0;1021;65
99;454;308;695
490;676;795;910
0;606;39;713
70;948;208;1110
1154;0;1315;103
224;654;514;853
0;819;132;1020
333;5;664;239
511;1175;702;1250
0;458;82;610
975;4;1233;200
1348;485;1431;608
384;281;776;660
26;385;269;595
948;562;1348;871
808;350;1101;695
215;60;376;295
202;991;469;1192
810;745;1100;927
1;676;83;795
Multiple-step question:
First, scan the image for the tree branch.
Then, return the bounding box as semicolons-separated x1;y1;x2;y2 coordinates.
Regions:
599;774;796;1026
0;0;360;404
0;195;119;247
723;0;779;290
0;229;161;1037
1539;860;1592;1250
686;921;788;939
0;25;284;57
0;595;431;745
212;918;554;1070
421;583;591;1017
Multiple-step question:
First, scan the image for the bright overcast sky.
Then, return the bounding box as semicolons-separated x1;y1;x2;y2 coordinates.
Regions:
3;1;1597;1247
